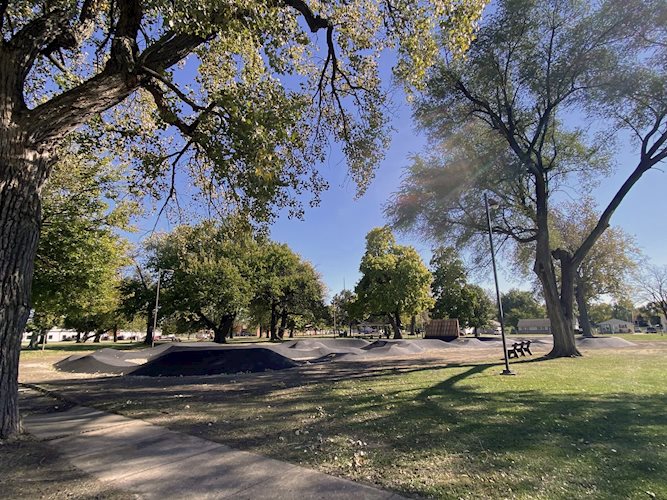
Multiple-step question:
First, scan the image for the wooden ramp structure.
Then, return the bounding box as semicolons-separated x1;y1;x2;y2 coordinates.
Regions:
425;319;460;341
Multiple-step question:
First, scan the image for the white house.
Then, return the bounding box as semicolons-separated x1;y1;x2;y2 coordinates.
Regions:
21;327;77;342
517;318;552;334
597;318;635;334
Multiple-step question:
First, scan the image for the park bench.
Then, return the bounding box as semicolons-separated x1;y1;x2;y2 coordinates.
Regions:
507;340;532;358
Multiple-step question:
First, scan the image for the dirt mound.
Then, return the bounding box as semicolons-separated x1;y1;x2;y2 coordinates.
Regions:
450;338;500;348
362;340;425;354
55;335;527;377
128;347;300;376
576;337;636;348
282;338;371;349
410;339;461;350
55;351;138;375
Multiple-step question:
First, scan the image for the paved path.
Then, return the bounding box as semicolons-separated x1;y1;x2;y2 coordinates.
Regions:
20;388;405;500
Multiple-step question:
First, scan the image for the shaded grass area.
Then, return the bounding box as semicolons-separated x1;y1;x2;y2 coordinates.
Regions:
0;435;136;500
30;350;666;499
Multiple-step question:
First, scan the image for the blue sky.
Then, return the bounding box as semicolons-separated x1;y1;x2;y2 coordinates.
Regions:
134;80;667;301
266;102;667;300
130;6;667;302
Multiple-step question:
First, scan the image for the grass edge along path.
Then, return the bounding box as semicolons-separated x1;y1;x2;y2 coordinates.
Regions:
28;348;666;500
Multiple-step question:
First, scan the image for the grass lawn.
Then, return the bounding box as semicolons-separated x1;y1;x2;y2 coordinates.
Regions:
610;333;667;342
28;346;666;500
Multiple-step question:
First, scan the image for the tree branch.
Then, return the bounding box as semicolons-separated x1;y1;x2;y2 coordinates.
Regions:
24;30;206;145
283;0;331;32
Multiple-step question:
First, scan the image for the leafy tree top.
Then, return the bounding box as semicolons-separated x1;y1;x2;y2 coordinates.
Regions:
3;0;487;221
355;226;434;317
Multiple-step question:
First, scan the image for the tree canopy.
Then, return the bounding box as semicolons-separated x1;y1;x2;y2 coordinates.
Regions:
501;289;546;330
636;265;667;326
30;150;133;344
552;199;640;336
354;227;434;339
388;0;667;357
146;220;257;343
251;241;325;340
429;246;493;332
0;0;488;438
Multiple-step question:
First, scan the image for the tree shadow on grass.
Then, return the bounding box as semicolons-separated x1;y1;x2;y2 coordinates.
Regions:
23;354;666;499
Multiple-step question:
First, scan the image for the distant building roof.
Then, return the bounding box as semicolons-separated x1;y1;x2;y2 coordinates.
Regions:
517;319;551;328
598;318;633;326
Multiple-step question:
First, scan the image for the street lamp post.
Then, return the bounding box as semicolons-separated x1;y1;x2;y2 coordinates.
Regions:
484;193;514;376
151;268;173;348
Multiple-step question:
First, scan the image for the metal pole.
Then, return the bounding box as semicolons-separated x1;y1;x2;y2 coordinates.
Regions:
485;193;514;375
151;270;162;349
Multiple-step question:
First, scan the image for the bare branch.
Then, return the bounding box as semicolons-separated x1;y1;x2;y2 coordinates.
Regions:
283;0;331;32
141;66;205;111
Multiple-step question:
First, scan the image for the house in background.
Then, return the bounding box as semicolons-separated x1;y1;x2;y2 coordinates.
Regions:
597;318;635;333
21;327;77;342
517;318;552;334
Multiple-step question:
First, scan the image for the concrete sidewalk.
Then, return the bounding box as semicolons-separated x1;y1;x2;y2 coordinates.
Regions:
20;388;405;500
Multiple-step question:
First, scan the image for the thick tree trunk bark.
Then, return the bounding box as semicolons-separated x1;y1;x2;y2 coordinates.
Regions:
576;275;593;338
390;311;403;339
270;302;280;341
213;314;235;344
0;134;49;438
212;327;225;343
28;330;41;349
278;311;287;339
144;310;154;345
533;176;580;358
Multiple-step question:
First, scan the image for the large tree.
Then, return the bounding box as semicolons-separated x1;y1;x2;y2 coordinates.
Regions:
354;226;434;339
500;289;546;330
31;150;132;346
251;242;324;341
0;1;487;437
146;221;257;343
636;265;667;326
552;199;640;337
429;246;493;333
388;0;667;357
118;266;159;345
331;289;359;335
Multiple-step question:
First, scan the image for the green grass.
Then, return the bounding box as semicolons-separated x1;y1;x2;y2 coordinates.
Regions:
610;333;667;342
50;349;666;499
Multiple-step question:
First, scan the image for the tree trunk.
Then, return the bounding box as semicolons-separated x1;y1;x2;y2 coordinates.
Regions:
28;330;41;349
213;314;235;344
270;302;280;341
278;310;288;339
0;134;50;438
144;310;154;345
390;311;403;339
575;275;593;338
410;315;416;336
533;180;580;357
113;324;118;343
